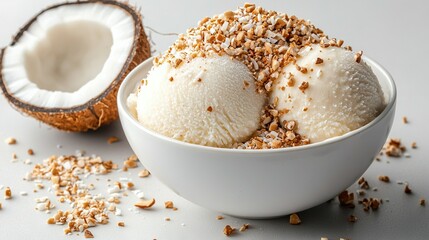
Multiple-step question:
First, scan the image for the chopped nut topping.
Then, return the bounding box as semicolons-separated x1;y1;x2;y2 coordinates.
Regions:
107;136;119;144
169;76;174;82
46;217;55;224
126;182;135;189
155;4;330;95
411;142;417;149
404;185;412;194
338;190;355;208
315;57;324;64
420;198;426;206
138;169;150;178
358;177;370;189
384;138;406;157
165;217;171;221
402;116;408;124
289;213;301;225
239;223;250;232
298;81;309;93
135;198;156;209
4;187;11;200
117;221;125;227
359;197;381;211
347;215;358;223
25;155;116;234
84;229;94;238
27;149;34;155
5;137;16;145
216;215;224;220
207;106;213;112
223;225;235;236
224;10;234;20
370;198;380;210
378;175;390;183
164;201;174;209
124;155;138;168
354;50;363;63
287;74;296;87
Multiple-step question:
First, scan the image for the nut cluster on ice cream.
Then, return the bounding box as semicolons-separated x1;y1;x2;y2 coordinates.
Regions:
128;3;385;149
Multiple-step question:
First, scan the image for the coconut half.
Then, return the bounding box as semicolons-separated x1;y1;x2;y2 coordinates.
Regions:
0;0;150;131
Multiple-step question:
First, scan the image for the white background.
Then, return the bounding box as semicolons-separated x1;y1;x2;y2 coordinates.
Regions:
0;0;428;239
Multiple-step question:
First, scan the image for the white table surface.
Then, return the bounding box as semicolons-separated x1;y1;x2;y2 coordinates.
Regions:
1;1;428;239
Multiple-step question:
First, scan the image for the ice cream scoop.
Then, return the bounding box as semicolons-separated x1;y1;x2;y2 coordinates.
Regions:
128;55;266;148
271;45;385;143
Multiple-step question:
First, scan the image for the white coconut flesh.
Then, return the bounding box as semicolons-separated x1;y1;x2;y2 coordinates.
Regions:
2;3;136;108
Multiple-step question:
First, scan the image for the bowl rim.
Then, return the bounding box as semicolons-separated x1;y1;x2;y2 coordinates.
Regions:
118;55;397;154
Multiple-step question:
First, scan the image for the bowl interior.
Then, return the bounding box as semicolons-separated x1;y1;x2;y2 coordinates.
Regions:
118;56;396;153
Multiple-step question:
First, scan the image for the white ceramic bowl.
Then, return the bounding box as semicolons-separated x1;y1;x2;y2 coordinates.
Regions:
118;56;396;218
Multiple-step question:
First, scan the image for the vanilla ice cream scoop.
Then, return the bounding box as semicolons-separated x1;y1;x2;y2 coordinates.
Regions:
271;45;385;143
128;55;266;148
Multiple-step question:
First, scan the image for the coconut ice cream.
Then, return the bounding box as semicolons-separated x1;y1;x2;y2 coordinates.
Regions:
271;45;385;142
128;56;265;148
128;4;385;149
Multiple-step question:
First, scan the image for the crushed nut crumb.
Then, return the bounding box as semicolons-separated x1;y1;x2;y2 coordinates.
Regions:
289;213;301;225
164;201;174;209
239;223;250;232
4;187;11;200
124;155;138;168
338;190;355;208
5;137;16;145
347;215;358;223
354;50;363;63
138;169;150;178
27;149;34;155
378;175;390;183
135;198;156;209
223;225;235;236
384;138;406;157
84;229;94;238
107;136;119;144
315;57;324;64
404;185;412;194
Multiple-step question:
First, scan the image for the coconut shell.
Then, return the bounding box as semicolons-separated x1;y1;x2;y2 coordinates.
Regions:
0;0;151;132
